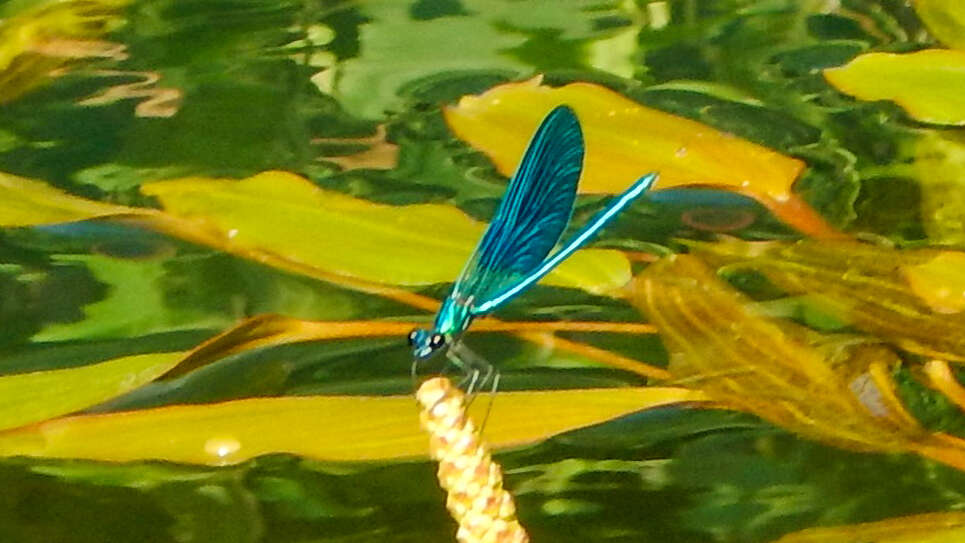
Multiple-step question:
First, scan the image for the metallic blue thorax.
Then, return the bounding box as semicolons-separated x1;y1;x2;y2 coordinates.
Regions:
433;295;474;339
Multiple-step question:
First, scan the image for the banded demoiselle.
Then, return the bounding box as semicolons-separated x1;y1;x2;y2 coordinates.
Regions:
409;105;657;372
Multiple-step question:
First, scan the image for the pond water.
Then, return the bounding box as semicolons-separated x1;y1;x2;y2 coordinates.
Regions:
2;0;965;541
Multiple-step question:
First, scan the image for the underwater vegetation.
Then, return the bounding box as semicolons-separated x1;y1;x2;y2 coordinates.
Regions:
3;0;965;541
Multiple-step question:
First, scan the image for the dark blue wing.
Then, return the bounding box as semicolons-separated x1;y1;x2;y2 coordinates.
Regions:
449;105;584;315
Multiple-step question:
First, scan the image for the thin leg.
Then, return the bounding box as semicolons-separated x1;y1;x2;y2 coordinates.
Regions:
449;342;497;392
411;353;455;391
445;348;480;391
448;341;501;434
478;371;500;434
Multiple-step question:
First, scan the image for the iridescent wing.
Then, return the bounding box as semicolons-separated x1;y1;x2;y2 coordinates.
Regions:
473;172;656;314
448;105;584;316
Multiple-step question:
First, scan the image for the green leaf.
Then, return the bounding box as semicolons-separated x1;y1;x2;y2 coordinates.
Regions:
329;0;628;119
465;0;624;40
329;2;526;119
33;255;234;342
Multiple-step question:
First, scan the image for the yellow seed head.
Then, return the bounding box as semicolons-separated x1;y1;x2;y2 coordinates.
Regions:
416;377;530;543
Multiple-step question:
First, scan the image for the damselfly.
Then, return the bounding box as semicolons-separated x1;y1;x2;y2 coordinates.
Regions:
408;105;656;380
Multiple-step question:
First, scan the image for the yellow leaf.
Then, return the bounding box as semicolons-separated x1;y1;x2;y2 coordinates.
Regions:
443;77;839;238
924;359;965;415
164;314;419;378
0;0;129;103
633;255;908;451
142;171;632;294
0;170;435;309
902;251;965;314
630;254;965;471
0;312;658;442
824;50;965;126
163;313;666;381
912;131;965;244
0;387;707;465
0;171;134;226
914;0;965;50
690;239;965;362
0;169;661;376
0;352;184;432
770;511;965;543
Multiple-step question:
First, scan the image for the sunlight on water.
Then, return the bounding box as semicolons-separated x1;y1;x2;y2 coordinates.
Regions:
203;436;242;464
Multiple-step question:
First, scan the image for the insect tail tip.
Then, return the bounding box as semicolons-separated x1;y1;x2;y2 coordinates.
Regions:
638;172;659;189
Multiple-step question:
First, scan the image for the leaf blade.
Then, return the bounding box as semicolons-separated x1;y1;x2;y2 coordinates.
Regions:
0;387;707;464
824;50;965;126
141;170;632;294
0;171;133;226
0;351;184;432
441;77;838;237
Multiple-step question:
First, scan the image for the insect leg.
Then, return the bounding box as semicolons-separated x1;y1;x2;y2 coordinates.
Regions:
448;341;501;433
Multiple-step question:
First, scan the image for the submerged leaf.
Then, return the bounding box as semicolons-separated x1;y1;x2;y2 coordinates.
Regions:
166;315;669;379
631;254;965;470
164;313;664;381
824;50;965;126
33;254;234;342
162;314;418;379
0;169;633;297
142;171;632;294
0;0;130;103
902;251;965;314
328;1;624;118
0;387;707;465
634;255;909;451
328;2;526;119
443;77;840;237
690;239;965;362
913;131;965;244
0;171;133;226
0;171;661;377
0;171;435;309
0;351;183;432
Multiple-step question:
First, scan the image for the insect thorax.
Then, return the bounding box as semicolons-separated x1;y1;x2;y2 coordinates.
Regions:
433;296;475;338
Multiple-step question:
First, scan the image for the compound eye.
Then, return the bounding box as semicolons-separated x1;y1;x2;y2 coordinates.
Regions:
429;333;445;349
407;329;419;346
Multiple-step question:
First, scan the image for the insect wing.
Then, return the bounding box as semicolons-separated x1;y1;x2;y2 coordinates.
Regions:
472;172;656;315
449;105;584;314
